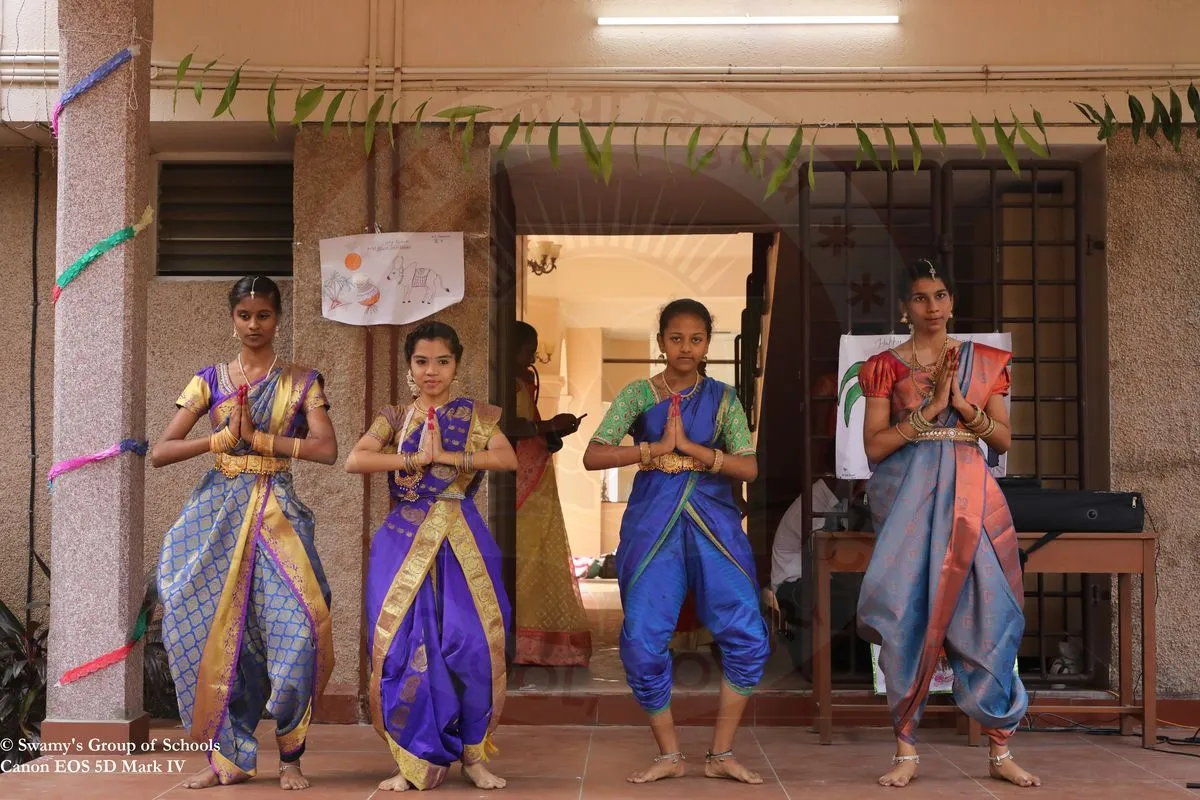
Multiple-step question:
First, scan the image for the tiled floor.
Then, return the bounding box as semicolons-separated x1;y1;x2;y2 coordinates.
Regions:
2;722;1197;798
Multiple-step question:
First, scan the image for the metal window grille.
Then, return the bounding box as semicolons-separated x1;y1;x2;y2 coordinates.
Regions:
156;162;294;277
797;159;1102;687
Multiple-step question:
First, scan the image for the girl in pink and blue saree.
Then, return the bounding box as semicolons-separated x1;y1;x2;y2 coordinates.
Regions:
346;322;518;793
151;276;338;791
858;261;1040;789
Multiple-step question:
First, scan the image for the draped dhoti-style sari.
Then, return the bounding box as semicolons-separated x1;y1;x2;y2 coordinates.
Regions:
513;376;592;666
857;341;1027;746
591;377;769;713
364;398;510;790
158;364;334;784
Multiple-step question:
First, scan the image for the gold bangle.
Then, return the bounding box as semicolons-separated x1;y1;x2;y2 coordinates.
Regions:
909;409;934;432
709;449;725;474
980;417;996;438
967;411;991;434
895;423;916;443
252;430;275;456
466;451;476;472
640;441;652;466
291;437;302;460
210;427;237;454
966;405;985;428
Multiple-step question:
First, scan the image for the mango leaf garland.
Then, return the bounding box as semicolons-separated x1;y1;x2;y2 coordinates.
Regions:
970;115;988;156
908;121;923;172
412;98;430;140
1032;108;1051;155
364;94;385;154
883;123;899;170
1129;94;1146;143
1013;112;1049;158
855;126;882;171
497;113;522;157
322;90;346;137
693;130;726;175
993;117;1020;176
548;117;561;170
931;117;948;148
292;85;324;127
578;119;603;181
600;120;617;185
172;51;194;113
1189;84;1200;136
212;61;246;119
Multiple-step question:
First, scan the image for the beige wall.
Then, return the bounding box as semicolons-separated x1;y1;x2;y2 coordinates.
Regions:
559;327;603;558
1106;132;1200;696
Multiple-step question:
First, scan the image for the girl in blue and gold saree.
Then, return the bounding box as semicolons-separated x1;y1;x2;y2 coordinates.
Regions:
583;300;769;786
150;276;338;791
858;260;1040;789
346;322;518;793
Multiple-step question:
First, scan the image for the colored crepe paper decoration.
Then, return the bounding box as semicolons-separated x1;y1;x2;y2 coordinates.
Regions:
56;581;157;687
47;437;149;492
53;206;155;304
51;45;140;137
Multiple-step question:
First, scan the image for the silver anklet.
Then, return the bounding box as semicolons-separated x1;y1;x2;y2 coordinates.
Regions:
705;749;734;763
988;751;1013;767
654;752;685;764
891;754;920;765
279;761;301;774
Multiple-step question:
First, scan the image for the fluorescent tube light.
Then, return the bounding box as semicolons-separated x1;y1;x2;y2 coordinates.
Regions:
597;15;900;26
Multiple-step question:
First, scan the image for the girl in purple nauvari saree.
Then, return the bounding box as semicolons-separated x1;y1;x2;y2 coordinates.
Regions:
151;276;338;791
346;322;517;793
858;260;1039;789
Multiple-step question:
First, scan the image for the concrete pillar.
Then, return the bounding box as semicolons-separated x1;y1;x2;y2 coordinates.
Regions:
43;0;153;749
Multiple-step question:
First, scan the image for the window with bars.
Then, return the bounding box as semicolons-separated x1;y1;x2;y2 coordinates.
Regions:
796;159;1107;688
156;161;294;277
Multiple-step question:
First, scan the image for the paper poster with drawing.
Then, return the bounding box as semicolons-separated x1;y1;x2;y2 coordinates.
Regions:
319;232;464;326
835;333;1012;480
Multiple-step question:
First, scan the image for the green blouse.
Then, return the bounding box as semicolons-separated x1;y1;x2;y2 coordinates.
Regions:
590;378;755;456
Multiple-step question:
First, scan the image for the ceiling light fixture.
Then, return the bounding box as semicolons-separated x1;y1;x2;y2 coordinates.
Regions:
597;15;899;26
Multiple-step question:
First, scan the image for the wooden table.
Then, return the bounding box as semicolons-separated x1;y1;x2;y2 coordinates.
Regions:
812;531;1158;748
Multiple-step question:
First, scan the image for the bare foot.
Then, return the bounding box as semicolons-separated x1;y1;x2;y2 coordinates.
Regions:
182;767;220;789
878;756;919;787
989;753;1041;788
378;771;410;792
462;762;507;790
278;762;309;790
704;754;763;785
626;753;686;784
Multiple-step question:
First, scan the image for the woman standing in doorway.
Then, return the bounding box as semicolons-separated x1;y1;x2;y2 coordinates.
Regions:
857;259;1039;788
511;321;592;667
583;299;768;785
346;321;518;792
151;275;337;790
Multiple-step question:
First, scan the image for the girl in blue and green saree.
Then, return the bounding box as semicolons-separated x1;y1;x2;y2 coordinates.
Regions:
858;260;1040;789
150;276;338;791
345;322;518;793
583;300;769;786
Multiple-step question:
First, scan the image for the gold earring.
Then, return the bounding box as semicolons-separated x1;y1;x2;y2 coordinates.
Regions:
900;312;908;325
406;371;419;396
232;330;239;340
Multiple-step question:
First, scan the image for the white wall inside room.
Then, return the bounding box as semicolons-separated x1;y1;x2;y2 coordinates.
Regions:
522;232;751;558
